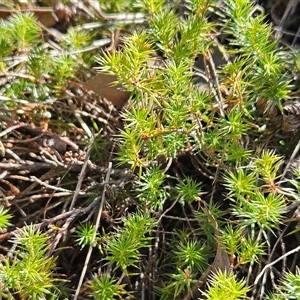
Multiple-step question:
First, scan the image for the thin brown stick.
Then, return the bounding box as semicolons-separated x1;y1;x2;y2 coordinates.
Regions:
73;161;113;300
69;136;94;210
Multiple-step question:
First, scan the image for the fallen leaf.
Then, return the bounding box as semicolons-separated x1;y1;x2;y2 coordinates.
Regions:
0;8;58;27
81;73;131;108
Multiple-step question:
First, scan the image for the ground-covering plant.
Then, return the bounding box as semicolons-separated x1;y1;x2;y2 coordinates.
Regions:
1;0;300;299
97;0;300;299
0;224;59;299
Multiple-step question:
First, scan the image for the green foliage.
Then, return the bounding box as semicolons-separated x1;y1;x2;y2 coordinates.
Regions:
98;32;157;95
62;28;94;65
176;177;204;205
222;0;291;109
220;225;265;265
158;267;197;300
173;239;208;271
104;212;156;275
157;228;210;299
0;225;58;299
88;274;131;299
98;28;210;167
101;0;141;13
268;267;300;300
0;11;94;103
224;150;286;231
50;55;77;87
201;270;249;300
135;166;168;210
0;23;13;71
0;206;12;232
63;28;92;51
195;202;226;241
27;48;51;81
6;12;41;51
2;0;300;298
97;0;300;297
75;222;100;249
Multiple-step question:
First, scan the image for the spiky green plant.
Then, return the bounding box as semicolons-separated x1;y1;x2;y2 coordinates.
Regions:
201;270;249;300
0;225;59;299
104;212;156;275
